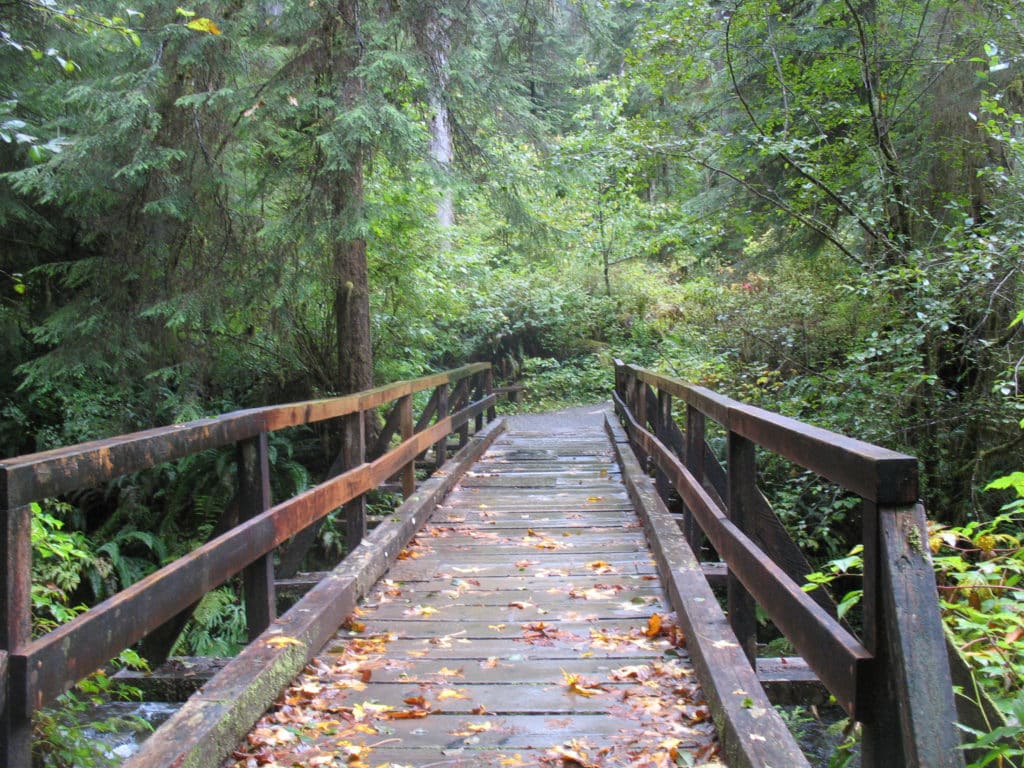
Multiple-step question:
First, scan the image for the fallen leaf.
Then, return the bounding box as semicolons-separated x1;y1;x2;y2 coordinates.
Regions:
437;688;470;700
561;668;607;697
342;618;366;633
645;613;663;638
265;635;303;648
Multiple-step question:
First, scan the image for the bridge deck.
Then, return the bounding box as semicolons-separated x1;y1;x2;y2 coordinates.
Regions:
226;415;720;767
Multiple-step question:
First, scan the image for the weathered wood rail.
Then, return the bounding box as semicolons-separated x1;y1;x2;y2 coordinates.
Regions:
0;363;496;767
613;360;964;768
0;360;972;767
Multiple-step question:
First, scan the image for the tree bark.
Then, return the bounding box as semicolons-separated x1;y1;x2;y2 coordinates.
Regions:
419;3;455;234
331;0;373;396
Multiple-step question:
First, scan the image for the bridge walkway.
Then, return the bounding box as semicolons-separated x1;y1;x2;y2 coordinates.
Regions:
225;410;720;767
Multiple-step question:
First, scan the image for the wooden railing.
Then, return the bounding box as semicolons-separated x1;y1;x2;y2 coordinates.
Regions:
0;363;495;767
613;361;963;768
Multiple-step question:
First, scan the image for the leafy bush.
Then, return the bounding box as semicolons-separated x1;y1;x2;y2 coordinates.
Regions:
30;501;151;767
931;469;1024;748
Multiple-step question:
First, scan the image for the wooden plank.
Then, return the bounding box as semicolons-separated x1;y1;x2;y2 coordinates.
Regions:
224;418;721;768
607;412;810;768
695;422;839;617
123;418;506;768
0;364;491;506
0;415;263;506
756;657;829;706
20;448;395;710
627;365;918;504
370;634;675;660
615;396;871;716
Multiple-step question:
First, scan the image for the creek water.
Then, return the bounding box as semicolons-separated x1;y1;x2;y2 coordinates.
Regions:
81;701;179;761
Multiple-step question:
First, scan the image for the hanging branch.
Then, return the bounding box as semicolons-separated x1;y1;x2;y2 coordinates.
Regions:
723;5;896;257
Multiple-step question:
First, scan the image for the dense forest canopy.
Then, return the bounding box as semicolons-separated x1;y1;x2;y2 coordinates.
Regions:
2;0;1024;763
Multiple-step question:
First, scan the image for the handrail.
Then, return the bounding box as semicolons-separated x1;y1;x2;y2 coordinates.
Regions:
613;361;963;768
0;364;495;766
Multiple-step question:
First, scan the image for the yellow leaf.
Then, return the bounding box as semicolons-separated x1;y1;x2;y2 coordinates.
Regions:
437;688;470;700
561;668;607;697
645;613;663;638
265;635;303;648
185;17;221;34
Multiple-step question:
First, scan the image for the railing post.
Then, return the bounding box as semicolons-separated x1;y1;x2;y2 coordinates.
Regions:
454;379;470;449
631;373;648;468
0;473;32;768
342;411;366;548
655;389;673;502
726;431;758;666
238;434;275;641
473;372;485;432
860;498;900;766
861;501;963;768
434;383;449;471
484;369;496;423
684;404;707;554
400;395;415;498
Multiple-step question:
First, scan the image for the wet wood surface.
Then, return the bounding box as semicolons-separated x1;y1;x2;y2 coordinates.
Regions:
227;421;719;767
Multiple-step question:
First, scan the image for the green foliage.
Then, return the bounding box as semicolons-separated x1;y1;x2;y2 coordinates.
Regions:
931;506;1024;716
171;586;248;657
801;545;864;623
29;501;151;767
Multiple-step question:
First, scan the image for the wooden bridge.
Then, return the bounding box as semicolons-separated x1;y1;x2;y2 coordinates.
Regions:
0;363;969;766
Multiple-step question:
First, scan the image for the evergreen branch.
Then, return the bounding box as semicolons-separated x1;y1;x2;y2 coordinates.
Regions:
647;139;865;266
723;4;892;255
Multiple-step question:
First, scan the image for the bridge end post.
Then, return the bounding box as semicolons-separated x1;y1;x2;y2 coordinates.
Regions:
860;500;964;768
1;468;32;768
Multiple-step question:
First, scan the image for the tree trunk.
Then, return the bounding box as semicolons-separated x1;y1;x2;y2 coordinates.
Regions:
331;0;373;396
420;4;455;234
